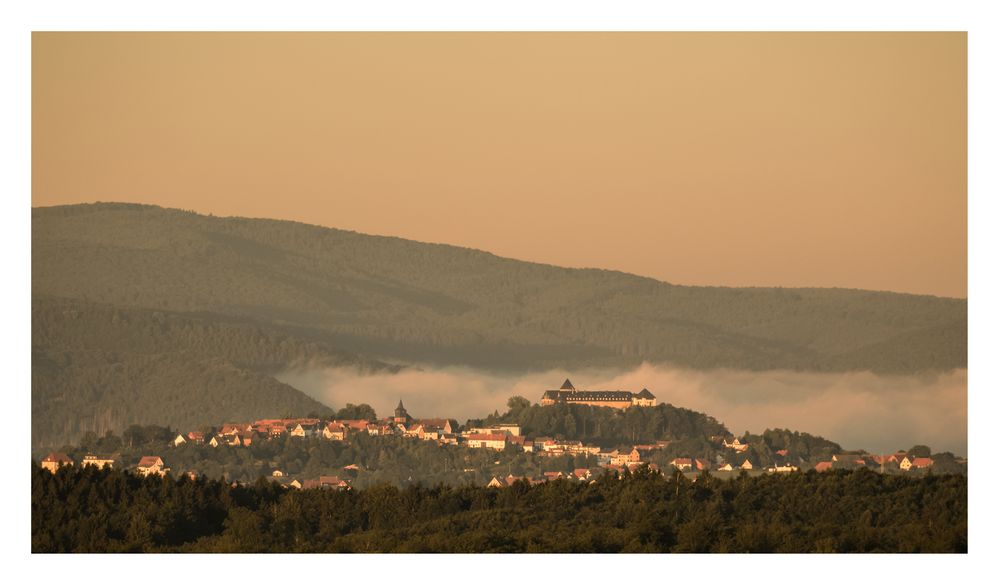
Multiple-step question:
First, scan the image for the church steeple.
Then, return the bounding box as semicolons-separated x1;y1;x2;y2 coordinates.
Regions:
394;399;410;422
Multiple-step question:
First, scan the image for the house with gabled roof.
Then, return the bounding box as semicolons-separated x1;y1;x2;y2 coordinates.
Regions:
41;452;73;473
507;435;530;451
340;419;371;432
323;421;348;441
136;456;169;477
900;456;934;471
220;423;251;436
302;476;350;490
486;476;505;488
505;474;527;486
670;458;693;471
291;421;320;438
626;462;659;473
268;477;302;489
723;437;750;452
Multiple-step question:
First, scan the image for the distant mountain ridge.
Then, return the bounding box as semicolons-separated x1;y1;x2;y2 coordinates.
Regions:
33;202;966;375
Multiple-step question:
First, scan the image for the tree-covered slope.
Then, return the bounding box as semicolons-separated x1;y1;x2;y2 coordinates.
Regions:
32;203;966;373
31;297;398;448
32;465;968;553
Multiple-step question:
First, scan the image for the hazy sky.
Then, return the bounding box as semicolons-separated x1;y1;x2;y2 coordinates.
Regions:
32;32;967;298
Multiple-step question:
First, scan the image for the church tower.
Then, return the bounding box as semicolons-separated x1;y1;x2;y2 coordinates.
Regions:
393;399;411;423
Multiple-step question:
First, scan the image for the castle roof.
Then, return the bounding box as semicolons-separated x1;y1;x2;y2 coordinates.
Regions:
542;389;634;401
636;388;656;399
560;379;575;390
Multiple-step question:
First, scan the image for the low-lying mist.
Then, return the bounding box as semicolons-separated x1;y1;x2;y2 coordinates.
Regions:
277;363;967;455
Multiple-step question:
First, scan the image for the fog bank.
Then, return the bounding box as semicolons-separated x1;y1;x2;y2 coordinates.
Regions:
277;364;967;455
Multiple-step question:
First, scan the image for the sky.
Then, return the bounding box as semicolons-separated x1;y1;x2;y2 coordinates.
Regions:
32;32;967;298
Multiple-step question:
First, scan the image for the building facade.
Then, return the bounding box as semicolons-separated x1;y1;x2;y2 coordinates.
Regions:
540;379;657;408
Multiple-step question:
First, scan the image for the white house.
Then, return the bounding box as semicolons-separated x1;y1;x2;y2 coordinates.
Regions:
41;452;73;473
464;433;508;450
723;438;750;452
136;456;169;477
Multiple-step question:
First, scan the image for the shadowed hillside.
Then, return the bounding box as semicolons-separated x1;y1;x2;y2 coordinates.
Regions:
33;202;966;374
31;296;398;447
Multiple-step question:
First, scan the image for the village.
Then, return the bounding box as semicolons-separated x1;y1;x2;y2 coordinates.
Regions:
37;380;952;489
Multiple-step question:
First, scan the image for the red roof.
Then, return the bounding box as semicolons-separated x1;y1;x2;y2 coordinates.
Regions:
814;461;833;472
913;457;934;468
505;475;524;486
42;452;72;463
137;456;163;468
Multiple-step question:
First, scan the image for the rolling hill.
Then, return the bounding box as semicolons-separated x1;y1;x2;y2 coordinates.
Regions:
33;202;966;372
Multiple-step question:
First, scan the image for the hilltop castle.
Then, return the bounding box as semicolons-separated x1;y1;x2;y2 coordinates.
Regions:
540;379;657;409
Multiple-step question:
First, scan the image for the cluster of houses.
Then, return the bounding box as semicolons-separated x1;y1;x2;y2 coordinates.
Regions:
171;402;493;450
265;470;352;491
812;451;935;473
39;452;168;477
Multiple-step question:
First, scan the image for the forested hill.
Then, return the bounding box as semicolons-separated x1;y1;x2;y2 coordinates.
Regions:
33;202;966;373
31;296;397;448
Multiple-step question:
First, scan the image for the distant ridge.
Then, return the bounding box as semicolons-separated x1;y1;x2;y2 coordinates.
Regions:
33;202;967;374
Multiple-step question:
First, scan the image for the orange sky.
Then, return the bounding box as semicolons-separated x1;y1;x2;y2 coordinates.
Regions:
32;32;967;298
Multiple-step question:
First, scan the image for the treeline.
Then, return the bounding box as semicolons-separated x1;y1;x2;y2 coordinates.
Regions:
32;464;967;553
